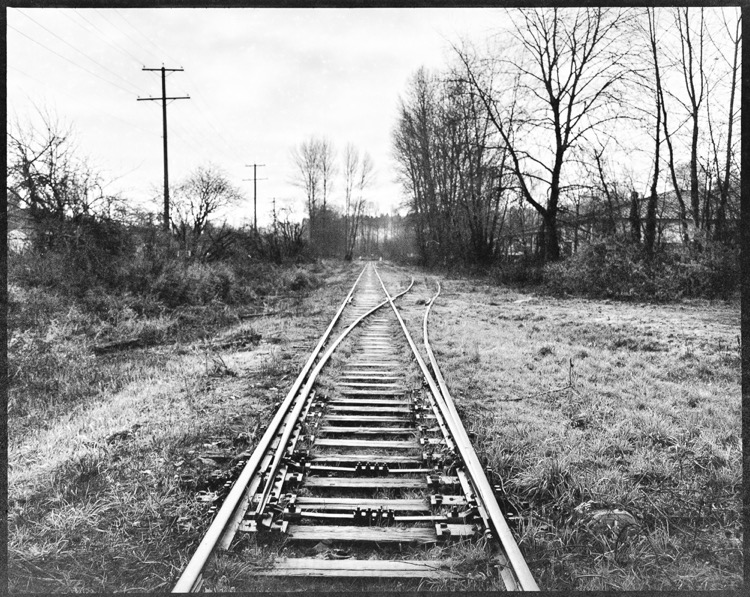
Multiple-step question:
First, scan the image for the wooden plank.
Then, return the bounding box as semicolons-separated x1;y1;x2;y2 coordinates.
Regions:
293;497;430;511
296;513;455;525
337;382;404;388
318;426;416;434
309;453;424;463
346;361;403;367
323;415;412;423
328;398;409;406
314;438;419;449
339;374;401;380
255;558;460;578
304;476;426;489
339;389;407;396
356;348;393;352
327;405;411;413
347;362;402;367
286;525;437;543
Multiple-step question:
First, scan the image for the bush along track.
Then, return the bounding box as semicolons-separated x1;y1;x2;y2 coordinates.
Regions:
7;260;740;591
7;260;357;593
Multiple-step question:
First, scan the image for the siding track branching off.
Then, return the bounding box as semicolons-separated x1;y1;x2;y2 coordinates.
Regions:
173;263;538;592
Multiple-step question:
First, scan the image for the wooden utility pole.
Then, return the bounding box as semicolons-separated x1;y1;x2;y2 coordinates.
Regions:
138;66;189;232
243;163;267;232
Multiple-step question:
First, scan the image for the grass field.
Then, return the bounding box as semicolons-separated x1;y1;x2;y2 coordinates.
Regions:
7;260;358;592
381;264;742;591
7;260;742;592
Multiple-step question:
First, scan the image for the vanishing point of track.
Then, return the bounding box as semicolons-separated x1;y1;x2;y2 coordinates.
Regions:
173;263;538;591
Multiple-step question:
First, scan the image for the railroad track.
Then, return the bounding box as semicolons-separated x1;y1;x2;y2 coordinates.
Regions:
173;263;538;591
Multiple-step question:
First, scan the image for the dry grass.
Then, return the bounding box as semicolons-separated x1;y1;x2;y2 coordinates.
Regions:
9;259;740;592
378;263;742;591
7;259;358;593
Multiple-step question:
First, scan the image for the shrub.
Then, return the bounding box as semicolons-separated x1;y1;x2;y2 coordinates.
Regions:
490;256;545;286
661;242;740;299
151;261;242;307
543;239;740;300
282;268;319;292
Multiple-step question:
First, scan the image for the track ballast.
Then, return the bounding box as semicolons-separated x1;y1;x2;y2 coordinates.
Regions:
173;263;538;591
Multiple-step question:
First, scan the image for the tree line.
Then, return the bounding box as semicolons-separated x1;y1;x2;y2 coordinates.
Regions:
392;7;741;266
290;136;376;260
7;7;740;300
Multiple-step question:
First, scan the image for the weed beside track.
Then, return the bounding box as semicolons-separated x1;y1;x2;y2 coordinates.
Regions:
381;264;741;591
7;261;741;592
7;260;358;593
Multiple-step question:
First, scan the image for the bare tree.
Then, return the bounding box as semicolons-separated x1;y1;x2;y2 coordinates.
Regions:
394;67;512;265
7;109;114;223
393;68;438;262
706;8;741;241
171;165;242;255
458;8;633;261
675;7;707;234
450;72;512;263
290;136;337;247
291;138;321;229
643;7;664;257
318;137;336;213
342;144;374;260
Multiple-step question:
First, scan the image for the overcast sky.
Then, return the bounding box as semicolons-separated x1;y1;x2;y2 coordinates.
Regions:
7;7;505;227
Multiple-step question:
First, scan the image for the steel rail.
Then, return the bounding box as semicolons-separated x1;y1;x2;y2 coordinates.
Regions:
173;265;413;592
422;281;539;591
373;268;538;591
250;276;415;520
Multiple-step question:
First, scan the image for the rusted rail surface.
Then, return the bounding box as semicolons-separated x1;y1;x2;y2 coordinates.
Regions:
172;263;537;591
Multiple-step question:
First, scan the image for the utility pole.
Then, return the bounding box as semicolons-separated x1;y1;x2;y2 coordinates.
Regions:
138;66;189;232
243;163;267;233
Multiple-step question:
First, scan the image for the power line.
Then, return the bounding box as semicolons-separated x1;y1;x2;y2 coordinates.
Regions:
108;9;248;166
66;10;147;67
8;23;138;97
106;10;241;159
138;66;190;231
185;89;242;158
12;8;144;96
8;65;158;139
109;12;244;160
108;10;163;65
166;116;220;159
113;9;182;66
183;71;246;155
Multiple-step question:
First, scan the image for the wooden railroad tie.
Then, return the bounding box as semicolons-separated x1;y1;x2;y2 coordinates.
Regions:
253;558;462;578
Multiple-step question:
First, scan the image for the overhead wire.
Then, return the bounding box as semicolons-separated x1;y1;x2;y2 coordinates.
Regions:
12;8;144;96
12;7;254;190
112;8;182;66
119;14;249;169
8;23;139;97
77;9;214;164
110;8;248;165
9;10;216;204
64;10;148;68
8;65;159;139
95;8;238;166
183;70;248;156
